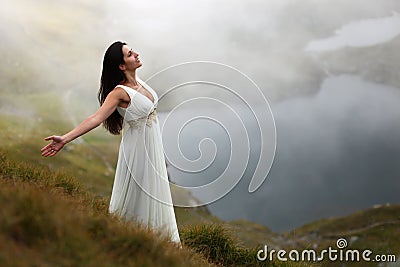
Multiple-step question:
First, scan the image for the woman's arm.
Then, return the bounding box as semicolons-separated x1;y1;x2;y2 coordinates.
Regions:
41;88;127;157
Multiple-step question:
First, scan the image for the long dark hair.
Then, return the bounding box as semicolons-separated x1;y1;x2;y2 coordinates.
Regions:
98;41;126;135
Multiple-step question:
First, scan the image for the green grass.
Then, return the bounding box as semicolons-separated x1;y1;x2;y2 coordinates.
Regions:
0;152;212;266
0;151;301;266
180;224;306;267
226;219;279;248
181;224;263;266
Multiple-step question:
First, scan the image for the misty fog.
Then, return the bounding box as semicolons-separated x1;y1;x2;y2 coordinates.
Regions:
188;74;400;231
1;0;400;231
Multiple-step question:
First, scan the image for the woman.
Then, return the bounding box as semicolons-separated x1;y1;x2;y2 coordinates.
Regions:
41;41;181;244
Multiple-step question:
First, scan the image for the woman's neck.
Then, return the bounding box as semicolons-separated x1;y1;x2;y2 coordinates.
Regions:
123;70;138;86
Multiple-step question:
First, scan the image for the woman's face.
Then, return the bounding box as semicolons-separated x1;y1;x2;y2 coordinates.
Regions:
120;45;142;71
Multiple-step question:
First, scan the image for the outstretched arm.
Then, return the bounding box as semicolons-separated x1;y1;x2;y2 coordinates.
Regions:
41;88;126;157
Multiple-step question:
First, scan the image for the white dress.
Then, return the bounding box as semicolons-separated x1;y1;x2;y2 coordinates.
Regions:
109;78;180;244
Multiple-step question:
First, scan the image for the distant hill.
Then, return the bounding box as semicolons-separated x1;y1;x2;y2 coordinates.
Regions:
226;205;400;266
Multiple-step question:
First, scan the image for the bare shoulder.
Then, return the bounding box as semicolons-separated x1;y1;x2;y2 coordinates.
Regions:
110;86;130;102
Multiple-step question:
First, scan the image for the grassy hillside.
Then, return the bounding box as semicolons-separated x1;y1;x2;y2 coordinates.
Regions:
2;151;399;266
0;152;206;267
0;151;301;267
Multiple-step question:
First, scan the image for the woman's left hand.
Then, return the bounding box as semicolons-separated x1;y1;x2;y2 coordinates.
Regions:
41;135;66;157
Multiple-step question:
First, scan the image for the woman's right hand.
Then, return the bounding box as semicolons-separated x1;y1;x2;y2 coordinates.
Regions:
41;135;66;157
